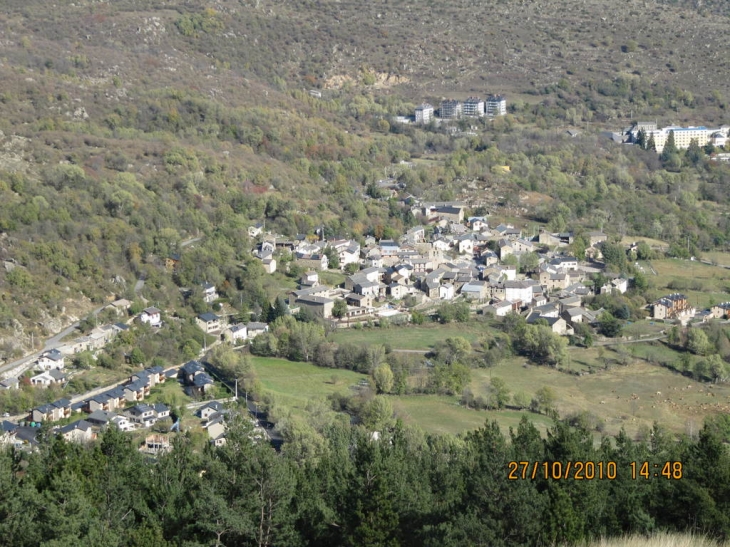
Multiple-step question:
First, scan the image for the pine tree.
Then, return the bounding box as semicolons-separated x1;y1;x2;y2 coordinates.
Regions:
686;138;703;165
660;130;678;162
647;133;656;151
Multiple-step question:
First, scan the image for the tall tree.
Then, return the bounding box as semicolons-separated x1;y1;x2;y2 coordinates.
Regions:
372;363;394;394
660;130;678;163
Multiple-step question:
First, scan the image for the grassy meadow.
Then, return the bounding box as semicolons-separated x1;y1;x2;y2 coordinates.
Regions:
643;258;730;308
330;322;487;350
471;353;730;439
251;356;365;415
390;394;554;437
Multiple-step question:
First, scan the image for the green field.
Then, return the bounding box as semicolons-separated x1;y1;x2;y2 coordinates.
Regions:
700;251;730;267
146;377;194;408
391;395;554;437
318;270;346;287
330;322;488;350
255;325;730;440
251;357;366;413
634;258;730;310
251;356;555;437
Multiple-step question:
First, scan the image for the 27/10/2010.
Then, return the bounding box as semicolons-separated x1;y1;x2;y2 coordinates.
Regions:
507;461;683;480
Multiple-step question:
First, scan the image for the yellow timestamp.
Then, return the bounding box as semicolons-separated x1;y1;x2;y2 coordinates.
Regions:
507;460;684;480
630;461;683;480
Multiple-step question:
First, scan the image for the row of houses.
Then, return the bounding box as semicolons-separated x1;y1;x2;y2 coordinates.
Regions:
9;361;217;447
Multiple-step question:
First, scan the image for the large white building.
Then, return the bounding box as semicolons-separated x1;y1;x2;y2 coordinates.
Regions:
462;97;485;118
486;95;507;117
415;103;434;124
630;123;730;153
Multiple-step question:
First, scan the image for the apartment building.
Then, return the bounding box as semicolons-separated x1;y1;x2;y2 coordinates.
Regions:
415;103;434;124
486;95;507;117
462;97;485;117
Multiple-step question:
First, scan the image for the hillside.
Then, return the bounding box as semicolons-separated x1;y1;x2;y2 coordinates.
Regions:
0;0;729;357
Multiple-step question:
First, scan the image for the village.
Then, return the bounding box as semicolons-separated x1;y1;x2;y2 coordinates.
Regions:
247;198;721;333
0;195;727;453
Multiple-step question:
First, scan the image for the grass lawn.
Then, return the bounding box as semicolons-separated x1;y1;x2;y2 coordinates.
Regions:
622;321;666;338
251;357;366;414
390;394;554;437
319;270;346;287
146;378;193;407
330;322;489;350
71;366;129;393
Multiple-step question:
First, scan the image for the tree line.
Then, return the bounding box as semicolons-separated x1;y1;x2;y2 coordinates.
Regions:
1;413;728;546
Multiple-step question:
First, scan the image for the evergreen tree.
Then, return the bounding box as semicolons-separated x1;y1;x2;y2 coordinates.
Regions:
646;133;656;151
660;130;678;162
268;295;289;323
686;138;703;165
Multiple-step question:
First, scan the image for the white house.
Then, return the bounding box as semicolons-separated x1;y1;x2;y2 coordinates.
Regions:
248;222;264;238
202;282;218;303
37;349;65;371
139;307;162;327
30;369;67;388
486;95;507;117
468;217;488;232
548;256;579;272
457;238;474;255
332;240;361;269
225;324;248;344
110;414;134;432
488;300;514;317
503;281;534;304
125;404;158;428
432;239;451;252
439;283;455;300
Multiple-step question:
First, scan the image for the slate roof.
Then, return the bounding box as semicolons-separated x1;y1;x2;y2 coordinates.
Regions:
193;374;214;387
128;404;154;416
42;349;64;361
153;403;170;415
59;420;93;435
181;360;205;375
198;312;220;322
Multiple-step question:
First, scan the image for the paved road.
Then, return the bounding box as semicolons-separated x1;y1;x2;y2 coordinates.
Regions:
181;236;202;248
134;272;146;294
0;303;109;378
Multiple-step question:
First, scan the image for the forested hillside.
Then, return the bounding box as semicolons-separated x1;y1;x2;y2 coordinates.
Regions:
0;415;728;546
